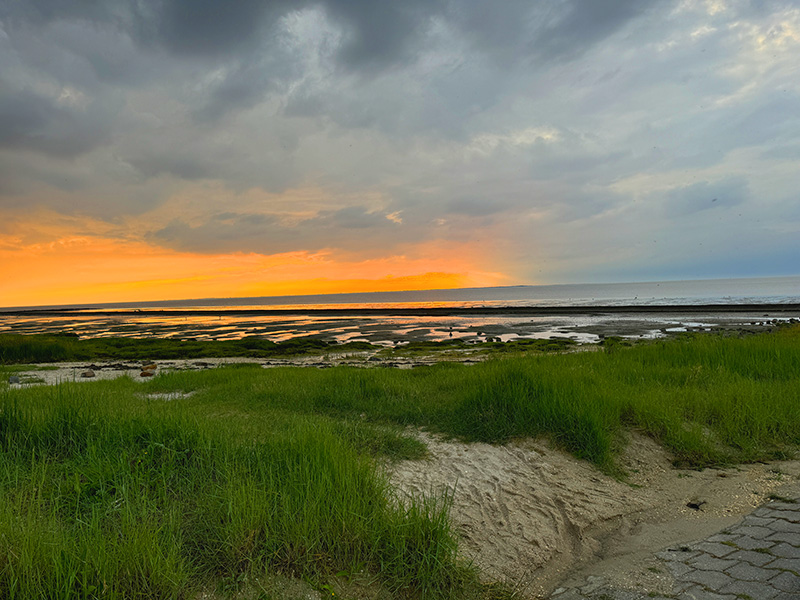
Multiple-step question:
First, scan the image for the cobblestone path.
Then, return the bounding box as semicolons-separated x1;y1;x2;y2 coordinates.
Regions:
549;499;800;600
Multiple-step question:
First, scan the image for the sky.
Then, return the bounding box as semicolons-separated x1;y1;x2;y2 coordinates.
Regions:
1;0;798;308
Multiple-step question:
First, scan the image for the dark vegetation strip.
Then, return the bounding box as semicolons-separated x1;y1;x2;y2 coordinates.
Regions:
0;334;377;363
0;333;576;364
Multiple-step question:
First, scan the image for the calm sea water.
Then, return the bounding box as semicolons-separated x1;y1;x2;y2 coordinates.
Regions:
2;276;799;345
18;275;799;311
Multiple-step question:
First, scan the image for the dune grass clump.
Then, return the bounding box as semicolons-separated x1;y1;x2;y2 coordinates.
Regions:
450;360;615;467
0;333;77;364
0;385;471;599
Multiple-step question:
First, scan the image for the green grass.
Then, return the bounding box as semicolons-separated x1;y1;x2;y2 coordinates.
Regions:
0;384;473;599
131;326;800;471
379;338;577;356
1;326;800;597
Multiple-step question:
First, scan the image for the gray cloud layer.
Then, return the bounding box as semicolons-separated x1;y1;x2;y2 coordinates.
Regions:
1;0;798;282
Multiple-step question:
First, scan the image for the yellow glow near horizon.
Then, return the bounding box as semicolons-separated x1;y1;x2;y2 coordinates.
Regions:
0;229;508;308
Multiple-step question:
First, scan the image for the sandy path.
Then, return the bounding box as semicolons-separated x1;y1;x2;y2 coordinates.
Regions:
389;432;800;598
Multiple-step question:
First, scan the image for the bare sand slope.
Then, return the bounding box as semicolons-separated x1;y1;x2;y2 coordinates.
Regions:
389;431;800;598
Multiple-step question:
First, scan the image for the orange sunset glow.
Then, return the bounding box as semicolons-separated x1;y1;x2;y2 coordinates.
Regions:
0;224;508;308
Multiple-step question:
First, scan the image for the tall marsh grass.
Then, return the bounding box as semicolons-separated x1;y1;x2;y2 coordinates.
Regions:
0;385;471;599
0;333;375;364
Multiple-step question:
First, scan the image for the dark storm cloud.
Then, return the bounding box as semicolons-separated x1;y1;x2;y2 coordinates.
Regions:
126;154;216;181
451;0;664;63
189;38;306;122
193;63;276;122
150;0;284;57
2;0;433;65
149;206;409;255
150;212;281;254
0;0;280;58
0;0;120;27
36;20;158;87
0;86;113;157
3;0;659;77
323;0;445;70
528;0;657;60
330;0;666;68
0;0;667;137
2;0;442;124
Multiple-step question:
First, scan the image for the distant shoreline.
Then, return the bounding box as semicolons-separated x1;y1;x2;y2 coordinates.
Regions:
4;303;800;318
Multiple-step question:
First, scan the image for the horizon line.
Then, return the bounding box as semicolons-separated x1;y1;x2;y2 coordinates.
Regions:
3;274;798;312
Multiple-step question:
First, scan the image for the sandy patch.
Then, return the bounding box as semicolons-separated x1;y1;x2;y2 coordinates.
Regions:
5;353;488;388
143;391;197;401
5;358;266;386
388;431;800;598
6;356;369;387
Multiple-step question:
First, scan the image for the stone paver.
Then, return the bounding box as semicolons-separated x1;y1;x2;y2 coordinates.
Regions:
726;548;776;566
549;497;800;600
687;554;737;571
771;570;800;592
692;541;737;558
718;578;779;598
773;543;800;559
726;560;778;581
729;533;776;550
765;557;800;572
768;531;800;545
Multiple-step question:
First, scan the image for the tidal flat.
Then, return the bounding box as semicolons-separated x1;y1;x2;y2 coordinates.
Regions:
1;326;800;598
2;303;799;347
